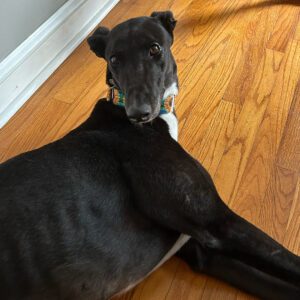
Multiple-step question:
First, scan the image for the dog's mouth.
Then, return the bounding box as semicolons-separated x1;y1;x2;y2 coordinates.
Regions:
129;114;156;124
127;111;158;124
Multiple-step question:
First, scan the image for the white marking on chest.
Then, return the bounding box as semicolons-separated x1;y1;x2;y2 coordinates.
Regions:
159;113;178;140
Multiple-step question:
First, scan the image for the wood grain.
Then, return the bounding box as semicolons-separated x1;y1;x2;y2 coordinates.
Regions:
283;177;300;255
259;165;298;240
295;19;300;40
0;0;300;299
223;5;280;105
226;40;300;238
214;49;283;203
277;78;300;171
266;5;299;52
165;259;208;300
189;100;240;176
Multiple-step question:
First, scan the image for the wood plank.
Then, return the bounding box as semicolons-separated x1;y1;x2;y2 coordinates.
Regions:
295;19;300;41
266;5;300;52
200;278;238;300
258;166;298;240
236;292;257;300
53;54;103;104
223;6;280;105
178;36;242;153
214;49;283;204
0;99;70;162
227;40;300;235
165;259;207;300
175;0;263;98
190;100;240;176
283;177;300;255
46;77;106;140
277;79;300;171
0;148;6;162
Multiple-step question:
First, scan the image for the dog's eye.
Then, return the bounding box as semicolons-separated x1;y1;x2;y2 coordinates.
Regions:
110;55;118;64
149;43;161;56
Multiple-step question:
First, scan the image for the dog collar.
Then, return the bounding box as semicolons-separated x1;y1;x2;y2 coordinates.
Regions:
106;87;175;115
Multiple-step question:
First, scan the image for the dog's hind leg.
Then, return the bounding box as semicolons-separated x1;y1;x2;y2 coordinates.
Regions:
200;208;300;287
177;238;300;300
121;140;300;294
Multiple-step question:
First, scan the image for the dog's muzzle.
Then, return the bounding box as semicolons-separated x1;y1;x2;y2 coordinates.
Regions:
106;87;175;123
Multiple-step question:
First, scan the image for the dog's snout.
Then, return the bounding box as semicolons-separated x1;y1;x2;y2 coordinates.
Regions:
127;104;152;123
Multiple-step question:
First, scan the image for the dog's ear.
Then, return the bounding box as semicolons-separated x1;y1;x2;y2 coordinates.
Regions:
87;27;110;58
151;11;177;39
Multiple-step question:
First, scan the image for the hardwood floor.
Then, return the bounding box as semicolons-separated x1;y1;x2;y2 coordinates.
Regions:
0;0;299;299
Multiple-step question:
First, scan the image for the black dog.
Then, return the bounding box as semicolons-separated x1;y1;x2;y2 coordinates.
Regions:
0;11;299;300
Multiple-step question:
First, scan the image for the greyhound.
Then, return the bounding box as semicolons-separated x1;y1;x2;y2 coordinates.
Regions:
0;11;299;300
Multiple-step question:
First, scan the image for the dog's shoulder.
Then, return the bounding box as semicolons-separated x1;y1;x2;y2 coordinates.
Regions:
68;99;130;136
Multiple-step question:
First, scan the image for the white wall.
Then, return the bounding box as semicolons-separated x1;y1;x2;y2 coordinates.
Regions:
0;0;68;61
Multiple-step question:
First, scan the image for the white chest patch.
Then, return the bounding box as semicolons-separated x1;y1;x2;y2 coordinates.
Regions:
159;113;178;140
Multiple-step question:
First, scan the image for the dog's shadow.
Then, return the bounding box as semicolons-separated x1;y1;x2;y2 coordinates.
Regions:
178;0;300;29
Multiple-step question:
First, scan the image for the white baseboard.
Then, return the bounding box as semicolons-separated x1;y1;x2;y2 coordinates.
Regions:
0;0;119;129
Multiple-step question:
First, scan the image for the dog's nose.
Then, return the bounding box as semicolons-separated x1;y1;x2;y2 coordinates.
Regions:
127;104;152;123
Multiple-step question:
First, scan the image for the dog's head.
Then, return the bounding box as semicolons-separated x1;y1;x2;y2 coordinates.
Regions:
88;11;178;123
